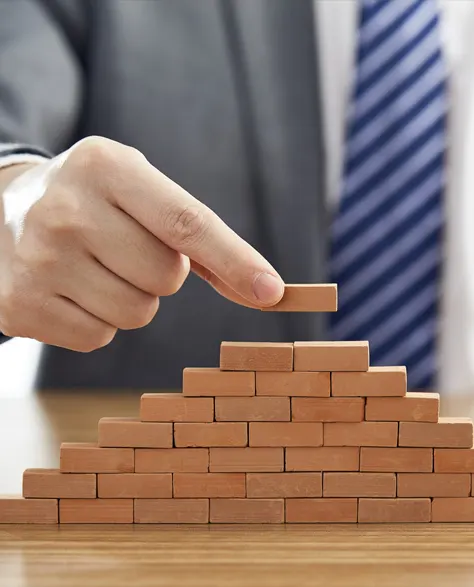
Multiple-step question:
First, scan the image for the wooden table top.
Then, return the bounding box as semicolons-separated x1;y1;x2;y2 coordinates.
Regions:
1;389;474;586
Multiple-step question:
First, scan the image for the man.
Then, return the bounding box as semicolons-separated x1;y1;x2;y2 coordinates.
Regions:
0;0;472;393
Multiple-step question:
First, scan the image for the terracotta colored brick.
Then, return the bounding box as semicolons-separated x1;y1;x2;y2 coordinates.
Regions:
292;398;364;422
324;472;396;497
174;423;247;447
60;443;134;473
432;498;474;522
256;371;330;397
135;498;209;523
98;417;172;448
135;448;209;473
332;366;407;397
23;469;96;499
359;498;431;523
397;473;471;497
140;393;214;421
435;449;474;472
209;448;284;472
182;368;255;396
215;397;290;422
286;447;359;471
324;422;398;447
360;448;433;472
247;472;322;498
220;342;293;372
210;499;284;523
261;284;337;312
249;422;323;447
0;497;58;524
399;418;474;448
98;474;172;498
173;473;246;498
59;499;133;523
294;341;369;372
365;392;439;422
286;498;357;523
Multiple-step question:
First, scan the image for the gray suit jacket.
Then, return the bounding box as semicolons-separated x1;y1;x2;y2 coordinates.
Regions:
0;0;328;389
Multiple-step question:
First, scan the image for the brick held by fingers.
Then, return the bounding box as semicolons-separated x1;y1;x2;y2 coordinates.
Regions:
220;342;293;372
261;284;337;312
286;498;358;523
399;418;474;448
292;397;364;422
140;393;214;421
209;448;284;472
358;498;431;523
285;447;359;472
59;499;133;523
135;498;209;524
60;443;134;473
331;366;407;397
0;497;58;524
360;448;433;473
135;448;209;473
293;341;369;372
23;469;96;499
215;396;290;422
365;392;440;422
256;371;330;397
182;368;255;397
98;417;172;448
323;472;396;498
210;499;284;523
397;473;471;497
174;423;248;447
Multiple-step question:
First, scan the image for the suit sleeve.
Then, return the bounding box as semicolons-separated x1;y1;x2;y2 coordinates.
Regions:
0;0;84;156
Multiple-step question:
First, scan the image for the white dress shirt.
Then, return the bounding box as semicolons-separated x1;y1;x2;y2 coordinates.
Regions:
313;0;474;394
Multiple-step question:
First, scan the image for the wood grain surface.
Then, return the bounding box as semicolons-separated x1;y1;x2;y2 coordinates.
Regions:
1;389;474;586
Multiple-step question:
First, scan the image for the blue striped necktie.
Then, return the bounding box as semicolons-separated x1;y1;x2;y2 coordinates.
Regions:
329;0;447;389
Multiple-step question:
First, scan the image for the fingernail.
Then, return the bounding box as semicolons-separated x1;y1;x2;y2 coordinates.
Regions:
253;273;284;304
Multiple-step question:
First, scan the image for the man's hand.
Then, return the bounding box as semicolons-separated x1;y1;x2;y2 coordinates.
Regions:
0;137;284;351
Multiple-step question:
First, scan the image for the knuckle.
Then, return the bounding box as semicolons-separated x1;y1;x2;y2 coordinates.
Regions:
155;255;189;296
119;295;159;330
70;136;117;174
165;205;210;250
76;325;117;353
35;190;85;238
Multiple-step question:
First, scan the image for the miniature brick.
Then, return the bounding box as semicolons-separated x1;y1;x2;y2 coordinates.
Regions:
292;398;364;422
135;448;209;473
97;473;172;498
209;448;284;472
286;498;357;523
249;422;323;447
432;498;474;522
98;417;172;448
140;393;214;421
256;371;330;397
286;447;360;472
135;499;209;523
220;342;293;372
247;473;322;498
324;422;398;447
434;449;474;472
358;498;431;523
60;443;134;473
210;499;284;523
323;473;396;497
174;423;247;447
23;469;96;499
0;497;58;524
365;392;440;422
59;499;133;523
182;368;255;396
173;473;246;498
261;284;337;312
215;397;290;422
360;448;433;472
293;341;369;372
331;366;407;397
399;418;474;448
397;473;471;497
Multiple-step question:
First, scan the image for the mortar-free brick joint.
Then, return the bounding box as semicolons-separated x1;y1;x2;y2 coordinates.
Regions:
2;284;473;524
